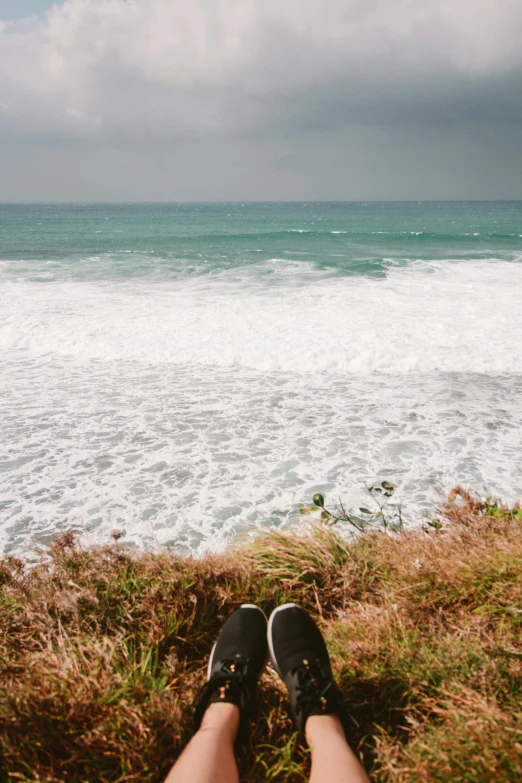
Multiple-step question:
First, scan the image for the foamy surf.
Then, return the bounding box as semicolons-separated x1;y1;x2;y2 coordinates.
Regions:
1;360;521;556
1;201;521;557
1;259;522;374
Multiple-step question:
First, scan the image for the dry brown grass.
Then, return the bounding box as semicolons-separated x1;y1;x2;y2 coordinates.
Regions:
0;490;521;782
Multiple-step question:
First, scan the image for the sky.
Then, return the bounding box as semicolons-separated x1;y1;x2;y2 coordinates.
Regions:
0;0;521;201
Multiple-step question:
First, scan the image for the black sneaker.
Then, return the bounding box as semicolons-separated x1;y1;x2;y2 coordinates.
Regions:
194;604;268;741
267;603;347;734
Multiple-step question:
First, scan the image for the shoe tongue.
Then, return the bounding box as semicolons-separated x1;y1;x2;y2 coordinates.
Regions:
208;674;244;709
307;696;338;719
283;651;323;680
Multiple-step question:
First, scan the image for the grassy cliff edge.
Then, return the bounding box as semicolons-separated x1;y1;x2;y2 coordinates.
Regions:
1;490;521;782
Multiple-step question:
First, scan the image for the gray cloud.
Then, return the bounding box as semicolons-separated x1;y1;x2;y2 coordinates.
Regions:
0;0;521;199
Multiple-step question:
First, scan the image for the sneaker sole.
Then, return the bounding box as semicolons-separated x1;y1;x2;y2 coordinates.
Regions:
267;602;299;678
207;603;269;680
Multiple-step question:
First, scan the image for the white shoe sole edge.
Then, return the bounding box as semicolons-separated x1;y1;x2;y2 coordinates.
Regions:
267;602;299;678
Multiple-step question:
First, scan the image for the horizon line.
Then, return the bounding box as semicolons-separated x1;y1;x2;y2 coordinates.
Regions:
1;199;522;205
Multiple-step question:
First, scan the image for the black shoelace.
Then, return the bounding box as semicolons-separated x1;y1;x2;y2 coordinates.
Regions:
198;658;249;706
194;656;255;738
292;659;337;719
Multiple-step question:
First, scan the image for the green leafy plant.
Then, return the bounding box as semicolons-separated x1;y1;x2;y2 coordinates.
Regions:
301;482;404;533
425;518;444;532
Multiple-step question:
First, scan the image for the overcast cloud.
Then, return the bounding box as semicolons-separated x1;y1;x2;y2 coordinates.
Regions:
0;0;521;200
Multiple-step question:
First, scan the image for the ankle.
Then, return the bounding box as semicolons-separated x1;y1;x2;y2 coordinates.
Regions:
200;702;240;742
305;713;346;747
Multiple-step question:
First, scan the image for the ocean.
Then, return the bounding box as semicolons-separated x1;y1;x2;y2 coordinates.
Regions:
1;201;521;556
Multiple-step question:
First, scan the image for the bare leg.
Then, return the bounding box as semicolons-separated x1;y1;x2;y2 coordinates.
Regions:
164;702;240;783
306;715;371;783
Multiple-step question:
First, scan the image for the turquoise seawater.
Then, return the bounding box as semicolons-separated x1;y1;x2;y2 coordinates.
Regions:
2;201;522;278
1;202;521;554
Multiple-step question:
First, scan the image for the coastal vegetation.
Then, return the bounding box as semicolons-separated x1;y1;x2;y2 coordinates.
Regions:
0;490;521;782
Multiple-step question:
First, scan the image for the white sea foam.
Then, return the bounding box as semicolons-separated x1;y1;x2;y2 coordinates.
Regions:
1;256;522;556
1;259;521;374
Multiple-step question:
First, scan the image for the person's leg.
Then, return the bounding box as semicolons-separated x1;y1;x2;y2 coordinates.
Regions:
163;604;268;783
267;603;370;783
164;703;240;783
306;714;370;783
